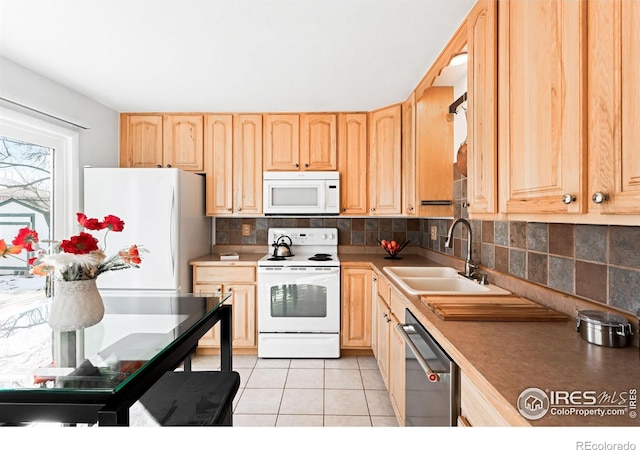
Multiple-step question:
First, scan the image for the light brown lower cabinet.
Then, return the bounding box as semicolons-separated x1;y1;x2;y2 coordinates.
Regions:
460;370;514;426
193;264;257;351
340;265;373;349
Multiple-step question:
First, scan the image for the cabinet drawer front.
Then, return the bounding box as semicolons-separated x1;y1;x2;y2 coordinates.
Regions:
195;266;256;283
390;288;408;320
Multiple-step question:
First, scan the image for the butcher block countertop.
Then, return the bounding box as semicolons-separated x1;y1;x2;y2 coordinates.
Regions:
342;251;640;427
196;249;640;426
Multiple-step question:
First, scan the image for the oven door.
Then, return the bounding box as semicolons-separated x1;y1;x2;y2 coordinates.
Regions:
258;266;340;332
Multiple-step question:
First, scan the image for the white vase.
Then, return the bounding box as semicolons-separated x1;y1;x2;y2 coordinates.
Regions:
48;278;105;332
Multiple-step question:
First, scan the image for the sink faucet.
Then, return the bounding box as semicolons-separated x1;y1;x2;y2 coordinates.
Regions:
444;218;478;280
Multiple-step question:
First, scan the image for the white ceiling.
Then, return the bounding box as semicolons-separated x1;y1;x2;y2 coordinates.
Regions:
0;0;474;113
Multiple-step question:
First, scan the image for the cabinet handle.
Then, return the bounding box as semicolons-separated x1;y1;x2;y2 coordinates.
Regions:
216;288;221;292
304;163;309;168
157;164;162;168
561;194;576;204
237;207;241;211
227;287;232;292
227;208;232;211
373;277;377;282
370;208;375;212
342;208;346;212
166;164;172;168
408;206;414;211
592;192;609;204
295;163;299;168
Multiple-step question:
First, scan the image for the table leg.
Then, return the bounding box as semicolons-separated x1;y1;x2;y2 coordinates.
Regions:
220;305;232;371
97;407;129;426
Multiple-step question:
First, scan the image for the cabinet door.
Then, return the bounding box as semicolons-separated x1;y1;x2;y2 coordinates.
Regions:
375;294;390;388
226;284;257;348
263;114;300;171
499;0;587;214
194;284;223;347
196;284;256;349
467;0;498;214
300;114;337;170
370;273;379;357
369;105;402;215
341;267;372;348
402;93;417;216
120;114;163;168
233;115;263;215
588;0;640;214
338;113;368;215
163;115;204;171
416;87;454;217
389;312;405;425
204;115;234;215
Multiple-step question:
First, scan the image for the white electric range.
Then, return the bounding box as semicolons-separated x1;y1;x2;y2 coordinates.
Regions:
257;228;340;358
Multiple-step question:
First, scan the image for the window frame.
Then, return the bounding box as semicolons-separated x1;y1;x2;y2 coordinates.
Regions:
0;106;80;241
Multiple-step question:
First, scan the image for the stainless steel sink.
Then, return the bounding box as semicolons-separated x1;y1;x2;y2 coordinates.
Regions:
383;266;511;296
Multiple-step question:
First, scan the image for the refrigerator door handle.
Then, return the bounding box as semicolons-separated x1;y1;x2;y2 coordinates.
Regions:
170;187;176;276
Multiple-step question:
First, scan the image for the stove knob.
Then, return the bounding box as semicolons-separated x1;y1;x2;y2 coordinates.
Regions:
329;233;336;240
321;233;327;240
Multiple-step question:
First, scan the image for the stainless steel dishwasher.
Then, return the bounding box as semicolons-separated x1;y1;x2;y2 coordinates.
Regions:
397;309;460;426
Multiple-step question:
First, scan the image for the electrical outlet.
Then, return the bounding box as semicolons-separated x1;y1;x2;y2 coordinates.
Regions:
430;226;438;241
241;223;251;236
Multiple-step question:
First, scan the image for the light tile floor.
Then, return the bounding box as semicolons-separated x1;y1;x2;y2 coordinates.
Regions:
190;354;399;427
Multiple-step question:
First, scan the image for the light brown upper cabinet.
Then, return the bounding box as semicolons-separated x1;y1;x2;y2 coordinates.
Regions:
263;114;300;171
300;114;337;170
204;115;234;215
588;0;640;215
498;0;587;214
120;114;204;171
233;115;264;215
467;0;498;215
204;114;263;216
368;105;402;216
263;113;337;171
412;14;466;218
402;93;417;216
416;87;454;217
338;113;368;215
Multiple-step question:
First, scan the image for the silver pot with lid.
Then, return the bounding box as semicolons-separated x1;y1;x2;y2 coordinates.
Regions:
576;310;633;348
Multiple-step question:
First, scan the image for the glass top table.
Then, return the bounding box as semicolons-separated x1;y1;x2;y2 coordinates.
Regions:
0;291;232;425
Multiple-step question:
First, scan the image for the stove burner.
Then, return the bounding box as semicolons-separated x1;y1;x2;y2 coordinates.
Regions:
308;253;333;261
267;256;287;261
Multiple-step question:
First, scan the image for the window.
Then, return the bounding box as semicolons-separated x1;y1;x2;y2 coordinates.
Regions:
0;107;79;298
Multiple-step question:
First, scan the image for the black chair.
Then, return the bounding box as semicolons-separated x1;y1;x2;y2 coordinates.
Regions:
138;370;240;426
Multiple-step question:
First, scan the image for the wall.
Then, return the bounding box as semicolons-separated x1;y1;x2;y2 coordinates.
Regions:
0;56;120;199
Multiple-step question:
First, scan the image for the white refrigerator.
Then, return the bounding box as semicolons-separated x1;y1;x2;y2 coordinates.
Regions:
83;168;210;294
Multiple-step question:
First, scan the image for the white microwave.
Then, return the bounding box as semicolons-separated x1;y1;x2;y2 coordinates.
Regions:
263;171;340;215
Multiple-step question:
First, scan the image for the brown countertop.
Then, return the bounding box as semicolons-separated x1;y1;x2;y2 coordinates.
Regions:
189;253;263;265
193;250;640;426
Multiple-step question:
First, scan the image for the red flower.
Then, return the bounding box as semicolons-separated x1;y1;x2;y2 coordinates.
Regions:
77;213;105;231
11;227;39;251
103;215;125;232
119;245;142;264
60;232;99;254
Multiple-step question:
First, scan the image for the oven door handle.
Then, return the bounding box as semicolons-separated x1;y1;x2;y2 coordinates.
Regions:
396;324;440;382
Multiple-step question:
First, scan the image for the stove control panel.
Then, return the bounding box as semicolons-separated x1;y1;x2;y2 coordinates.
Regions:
268;228;338;246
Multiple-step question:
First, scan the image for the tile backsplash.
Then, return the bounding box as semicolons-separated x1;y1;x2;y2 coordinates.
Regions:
216;215;640;315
